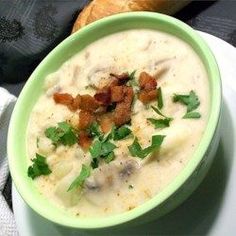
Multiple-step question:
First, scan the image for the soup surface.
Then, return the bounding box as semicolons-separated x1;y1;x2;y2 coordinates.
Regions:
27;29;209;217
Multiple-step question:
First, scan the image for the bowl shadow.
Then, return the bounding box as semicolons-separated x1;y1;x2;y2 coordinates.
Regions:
26;100;234;236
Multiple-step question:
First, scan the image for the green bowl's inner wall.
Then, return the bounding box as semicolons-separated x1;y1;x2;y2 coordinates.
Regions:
8;13;220;228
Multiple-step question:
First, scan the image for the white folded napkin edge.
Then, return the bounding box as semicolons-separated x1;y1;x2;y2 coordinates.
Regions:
0;87;18;236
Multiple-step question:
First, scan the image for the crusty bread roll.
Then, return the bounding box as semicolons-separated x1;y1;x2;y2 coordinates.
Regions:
72;0;190;33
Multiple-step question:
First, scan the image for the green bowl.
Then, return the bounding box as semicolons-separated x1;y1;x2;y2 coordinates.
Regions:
8;12;221;229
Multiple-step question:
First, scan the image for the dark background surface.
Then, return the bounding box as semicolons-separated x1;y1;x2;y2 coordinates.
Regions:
1;0;236;211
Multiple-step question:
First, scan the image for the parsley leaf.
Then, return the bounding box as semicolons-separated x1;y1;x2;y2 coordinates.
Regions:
36;137;39;148
147;118;172;129
91;158;99;169
128;135;165;159
151;106;167;118
173;90;200;113
67;164;91;191
128;137;142;157
157;87;163;109
27;153;51;179
128;70;136;80
87;122;102;139
149;106;173;129
89;140;102;159
89;138;117;166
183;112;201;119
104;151;115;163
112;125;132;141
127;70;138;86
45;122;77;146
100;141;117;157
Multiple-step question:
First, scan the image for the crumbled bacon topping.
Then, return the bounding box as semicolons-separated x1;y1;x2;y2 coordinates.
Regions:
79;94;99;112
78;130;92;150
78;110;95;130
113;86;134;126
53;93;75;110
94;87;111;106
53;70;159;149
99;113;113;133
138;72;158;104
110;72;129;84
111;86;124;103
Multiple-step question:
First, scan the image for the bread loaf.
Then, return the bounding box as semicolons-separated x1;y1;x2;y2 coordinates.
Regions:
72;0;190;33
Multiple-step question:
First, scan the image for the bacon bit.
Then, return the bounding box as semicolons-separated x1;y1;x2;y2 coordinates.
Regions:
94;87;111;105
53;93;74;106
70;94;81;111
79;95;99;112
138;72;158;104
78;130;92;150
110;72;129;85
138;90;157;104
113;86;134;126
109;78;119;87
99;114;113;133
111;86;124;102
78;110;95;130
139;72;157;91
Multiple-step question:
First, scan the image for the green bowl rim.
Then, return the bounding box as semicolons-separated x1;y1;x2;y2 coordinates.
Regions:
8;12;221;229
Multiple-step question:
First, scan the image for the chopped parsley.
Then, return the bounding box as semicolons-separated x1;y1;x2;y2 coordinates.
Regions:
128;70;136;80
127;70;138;87
183;112;201;119
151;105;167;118
157;87;163;109
87;122;102;139
100;141;117;156
67;164;91;191
104;151;115;163
27;153;51;179
45;122;77;146
89;140;102;159
173;90;201;119
36;137;39;148
112;125;132;141
89;138;117;168
147;117;172;129
148;106;173;129
91;157;99;169
128;135;165;159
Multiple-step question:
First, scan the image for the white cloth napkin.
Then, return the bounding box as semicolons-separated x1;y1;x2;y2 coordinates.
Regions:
0;88;18;236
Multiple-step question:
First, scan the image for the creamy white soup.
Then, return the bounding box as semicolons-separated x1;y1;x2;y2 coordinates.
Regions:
27;29;209;217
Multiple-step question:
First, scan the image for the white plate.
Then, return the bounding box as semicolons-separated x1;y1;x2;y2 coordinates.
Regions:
12;31;236;236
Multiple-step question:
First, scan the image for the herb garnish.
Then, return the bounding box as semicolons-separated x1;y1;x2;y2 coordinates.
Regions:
27;153;52;179
147;118;172;129
45;122;77;146
104;151;115;163
36;137;39;148
128;135;165;159
89;138;117;168
151;105;167;118
111;125;132;141
147;106;173;129
183;112;201;119
87;122;102;139
127;70;138;87
157;87;163;109
67;164;91;191
173;90;201;119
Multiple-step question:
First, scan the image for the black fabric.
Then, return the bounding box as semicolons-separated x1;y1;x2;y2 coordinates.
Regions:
0;0;89;83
